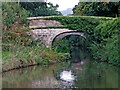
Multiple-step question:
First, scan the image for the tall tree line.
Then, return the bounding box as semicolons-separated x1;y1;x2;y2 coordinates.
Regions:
20;2;62;17
72;2;120;17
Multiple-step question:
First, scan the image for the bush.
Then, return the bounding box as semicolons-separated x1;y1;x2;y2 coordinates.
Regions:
2;2;33;51
52;35;88;53
93;18;120;43
89;18;120;66
2;2;30;28
45;16;119;66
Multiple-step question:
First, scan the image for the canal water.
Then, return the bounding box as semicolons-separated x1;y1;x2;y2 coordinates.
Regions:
2;55;119;88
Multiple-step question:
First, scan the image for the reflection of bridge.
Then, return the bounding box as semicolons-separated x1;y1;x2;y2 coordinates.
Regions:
28;17;86;48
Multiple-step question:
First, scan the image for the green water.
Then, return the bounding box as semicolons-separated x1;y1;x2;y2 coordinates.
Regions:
2;58;119;88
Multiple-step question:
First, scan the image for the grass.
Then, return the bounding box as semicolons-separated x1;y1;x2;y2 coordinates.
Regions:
2;44;70;72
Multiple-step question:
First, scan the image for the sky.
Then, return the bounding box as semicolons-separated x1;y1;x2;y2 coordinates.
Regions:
47;0;79;11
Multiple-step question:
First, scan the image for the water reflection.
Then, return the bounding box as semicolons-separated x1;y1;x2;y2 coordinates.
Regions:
60;70;75;88
60;70;75;82
70;46;88;63
2;65;62;88
2;59;119;88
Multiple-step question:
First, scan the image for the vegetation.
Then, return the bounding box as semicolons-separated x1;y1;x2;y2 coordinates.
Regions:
52;35;88;52
20;2;62;17
89;18;120;65
2;2;68;71
45;16;120;66
2;2;30;51
2;2;120;72
2;44;69;71
44;16;113;43
73;2;120;17
2;1;119;89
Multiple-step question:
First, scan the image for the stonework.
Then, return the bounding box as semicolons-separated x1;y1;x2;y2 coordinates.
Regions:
28;17;86;48
55;32;86;40
30;29;86;48
29;20;63;29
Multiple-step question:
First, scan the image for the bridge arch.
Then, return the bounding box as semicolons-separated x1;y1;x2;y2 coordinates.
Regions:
30;29;86;48
50;31;86;47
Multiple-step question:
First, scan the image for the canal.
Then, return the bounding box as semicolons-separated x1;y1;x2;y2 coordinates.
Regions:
2;35;119;88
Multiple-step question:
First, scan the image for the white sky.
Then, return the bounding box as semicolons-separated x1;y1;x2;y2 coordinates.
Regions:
47;0;79;11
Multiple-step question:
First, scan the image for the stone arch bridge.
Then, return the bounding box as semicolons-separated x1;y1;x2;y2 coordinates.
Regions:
28;17;86;48
30;29;86;48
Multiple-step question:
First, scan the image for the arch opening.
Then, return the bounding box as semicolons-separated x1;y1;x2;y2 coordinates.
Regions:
52;33;89;62
51;31;86;47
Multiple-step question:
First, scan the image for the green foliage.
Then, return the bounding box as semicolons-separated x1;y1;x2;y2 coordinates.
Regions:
73;2;120;17
89;33;119;66
53;39;71;53
20;2;62;17
2;2;30;28
2;44;69;71
104;34;119;65
52;35;88;53
45;16;112;43
2;2;34;52
2;2;69;71
52;35;89;63
93;18;119;43
89;18;120;66
45;16;119;66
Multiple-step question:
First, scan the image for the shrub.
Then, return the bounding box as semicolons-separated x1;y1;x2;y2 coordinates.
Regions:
89;18;120;66
45;16;119;66
2;2;32;51
93;18;120;43
2;2;30;28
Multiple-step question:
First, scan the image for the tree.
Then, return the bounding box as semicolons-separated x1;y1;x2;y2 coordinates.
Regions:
20;2;62;17
73;2;120;17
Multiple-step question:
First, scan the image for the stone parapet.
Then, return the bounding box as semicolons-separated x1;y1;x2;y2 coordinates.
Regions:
29;20;63;29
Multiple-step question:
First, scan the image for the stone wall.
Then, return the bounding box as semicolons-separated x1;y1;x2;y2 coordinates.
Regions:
29;20;63;29
30;29;86;48
31;29;73;47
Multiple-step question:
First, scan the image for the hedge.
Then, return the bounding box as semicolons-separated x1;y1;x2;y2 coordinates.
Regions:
45;16;120;66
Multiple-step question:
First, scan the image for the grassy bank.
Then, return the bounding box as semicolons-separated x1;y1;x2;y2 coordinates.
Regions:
2;44;70;72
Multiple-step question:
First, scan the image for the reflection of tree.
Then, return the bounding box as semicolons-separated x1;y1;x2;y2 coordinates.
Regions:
70;46;87;62
75;61;95;88
2;64;63;88
69;35;88;62
74;60;119;88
